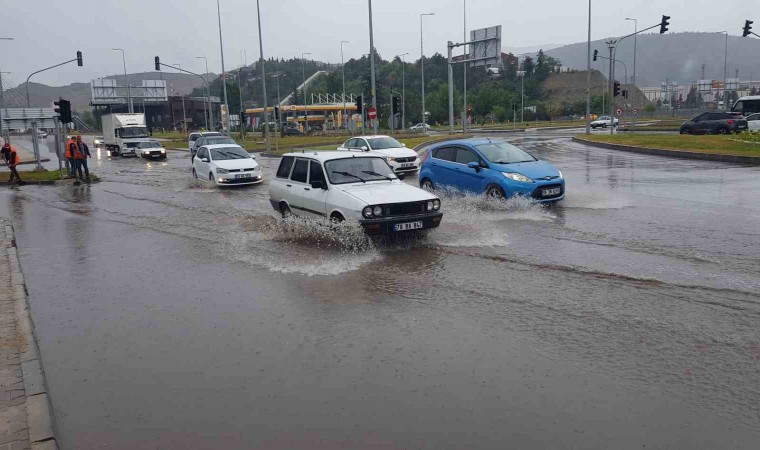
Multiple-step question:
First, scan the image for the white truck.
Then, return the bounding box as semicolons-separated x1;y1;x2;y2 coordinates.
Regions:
101;113;150;157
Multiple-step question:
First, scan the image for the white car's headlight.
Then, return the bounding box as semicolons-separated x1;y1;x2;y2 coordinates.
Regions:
426;201;434;211
216;168;229;174
433;199;440;210
373;206;383;217
502;172;534;183
387;157;396;162
362;206;373;218
160;149;166;153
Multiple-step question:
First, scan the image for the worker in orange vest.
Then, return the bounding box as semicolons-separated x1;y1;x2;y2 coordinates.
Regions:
65;136;78;177
6;143;22;185
74;135;91;180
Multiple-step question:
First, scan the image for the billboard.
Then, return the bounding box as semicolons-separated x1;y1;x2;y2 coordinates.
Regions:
91;79;167;105
469;25;502;68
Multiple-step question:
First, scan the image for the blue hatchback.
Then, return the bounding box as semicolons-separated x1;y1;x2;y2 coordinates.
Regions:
419;138;565;202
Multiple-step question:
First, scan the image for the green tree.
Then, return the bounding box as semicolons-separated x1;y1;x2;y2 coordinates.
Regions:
492;105;508;123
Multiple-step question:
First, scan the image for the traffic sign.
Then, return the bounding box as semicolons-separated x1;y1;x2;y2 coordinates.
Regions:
290;105;296;111
615;108;623;117
632;109;638;115
367;106;377;120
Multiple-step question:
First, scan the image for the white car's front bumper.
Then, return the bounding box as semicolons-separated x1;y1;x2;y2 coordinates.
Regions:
388;158;420;173
215;171;263;185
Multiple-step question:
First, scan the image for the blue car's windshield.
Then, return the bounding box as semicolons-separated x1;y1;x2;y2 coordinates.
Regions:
475;143;536;164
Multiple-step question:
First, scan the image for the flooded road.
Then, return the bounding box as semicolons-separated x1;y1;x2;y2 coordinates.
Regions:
1;133;759;449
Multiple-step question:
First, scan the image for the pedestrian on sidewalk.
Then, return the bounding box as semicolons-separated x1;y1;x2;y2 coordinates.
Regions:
65;136;78;178
74;135;91;181
6;145;23;185
1;141;10;164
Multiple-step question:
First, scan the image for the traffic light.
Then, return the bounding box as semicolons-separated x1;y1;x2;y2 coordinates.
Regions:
76;51;83;66
660;15;670;34
593;50;598;61
613;81;621;97
621;89;629;99
240;109;247;125
355;95;363;114
392;96;400;116
154;56;161;71
274;106;280;120
743;20;754;38
55;98;72;124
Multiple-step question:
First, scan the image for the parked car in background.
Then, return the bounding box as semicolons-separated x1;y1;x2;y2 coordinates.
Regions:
93;136;104;147
337;135;420;174
190;135;238;162
36;130;48;139
188;131;221;152
731;95;760;117
744;113;760;132
137;140;167;160
409;123;431;132
269;152;442;234
192;144;262;186
283;127;304;136
419;138;565;203
679;112;748;135
590;116;619;129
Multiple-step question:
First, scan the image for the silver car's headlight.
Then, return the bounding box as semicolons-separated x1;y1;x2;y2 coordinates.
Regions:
216;168;229;174
502;172;534;183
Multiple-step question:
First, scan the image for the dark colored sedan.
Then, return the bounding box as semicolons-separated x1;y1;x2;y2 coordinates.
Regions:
680;112;748;135
282;127;304;136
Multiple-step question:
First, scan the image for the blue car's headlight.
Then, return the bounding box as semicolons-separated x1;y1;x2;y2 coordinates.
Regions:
558;170;563;179
502;172;534;183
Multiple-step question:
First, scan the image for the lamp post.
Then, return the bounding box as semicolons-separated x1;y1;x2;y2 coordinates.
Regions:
396;53;409;130
112;48;133;113
271;69;285;153
625;18;638;86
368;0;379;134
420;12;435;131
585;0;592;134
720;31;728;110
301;52;311;131
171;64;187;135
341;40;349;128
462;0;467;132
196;56;212;129
0;38;12;140
255;0;270;152
216;0;230;131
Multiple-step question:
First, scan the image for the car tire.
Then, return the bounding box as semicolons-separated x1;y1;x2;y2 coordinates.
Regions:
329;212;345;223
680;128;691;135
717;127;729;135
280;202;291;218
420;178;435;191
485;185;505;199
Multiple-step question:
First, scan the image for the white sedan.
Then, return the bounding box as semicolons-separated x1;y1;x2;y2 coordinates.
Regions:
591;116;619;129
409;123;431;132
337;135;420;174
192;144;262;186
746;113;760;132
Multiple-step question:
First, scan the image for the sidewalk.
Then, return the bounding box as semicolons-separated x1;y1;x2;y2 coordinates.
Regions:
0;219;57;450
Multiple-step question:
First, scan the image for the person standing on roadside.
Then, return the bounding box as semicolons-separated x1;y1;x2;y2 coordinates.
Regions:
66;135;78;178
75;135;91;181
1;142;10;164
6;144;23;185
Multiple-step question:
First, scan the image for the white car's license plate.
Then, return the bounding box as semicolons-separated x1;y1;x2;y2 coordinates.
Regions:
235;174;252;179
542;187;561;197
394;221;423;232
400;163;414;168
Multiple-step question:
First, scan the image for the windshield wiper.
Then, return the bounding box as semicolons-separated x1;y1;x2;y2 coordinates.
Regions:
362;170;394;181
332;171;366;183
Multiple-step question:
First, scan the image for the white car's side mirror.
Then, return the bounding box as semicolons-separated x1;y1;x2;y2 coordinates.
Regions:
360;146;368;151
402;143;406;147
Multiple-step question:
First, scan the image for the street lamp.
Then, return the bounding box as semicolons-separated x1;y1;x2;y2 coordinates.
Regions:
396;52;409;130
625;18;638;86
171;64;187;135
196;56;212;129
0;38;12;140
719;31;729;110
255;0;270;153
216;0;230;132
112;48;133;113
585;0;591;134
420;12;435;131
341;40;349;127
368;0;379;134
301;52;311;131
270;69;285;153
462;0;467;132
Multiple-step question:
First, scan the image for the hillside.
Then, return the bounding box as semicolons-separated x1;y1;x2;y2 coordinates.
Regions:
545;32;760;87
2;72;212;111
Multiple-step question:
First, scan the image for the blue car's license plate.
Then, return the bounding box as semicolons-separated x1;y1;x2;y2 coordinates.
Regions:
542;188;561;197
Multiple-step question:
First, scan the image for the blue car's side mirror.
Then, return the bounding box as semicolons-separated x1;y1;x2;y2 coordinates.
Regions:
467;161;481;171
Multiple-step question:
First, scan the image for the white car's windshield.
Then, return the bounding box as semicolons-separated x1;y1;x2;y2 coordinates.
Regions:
475;143;536;164
367;137;403;150
325;157;397;184
119;127;149;138
210;147;251;160
139;141;161;148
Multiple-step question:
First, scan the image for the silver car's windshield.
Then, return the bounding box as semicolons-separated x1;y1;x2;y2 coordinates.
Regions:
325;157;397;184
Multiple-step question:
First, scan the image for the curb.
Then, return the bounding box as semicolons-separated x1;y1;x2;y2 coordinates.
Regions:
16;159;52;166
2;220;59;449
572;136;760;165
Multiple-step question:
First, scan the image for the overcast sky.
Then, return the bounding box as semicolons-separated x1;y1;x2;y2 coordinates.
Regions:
0;0;753;87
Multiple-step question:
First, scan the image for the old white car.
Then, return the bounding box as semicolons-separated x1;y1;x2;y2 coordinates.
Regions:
269;152;442;234
337;135;420;174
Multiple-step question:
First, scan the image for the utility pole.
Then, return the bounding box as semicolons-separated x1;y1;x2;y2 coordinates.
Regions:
0;71;7;140
585;0;592;134
420;13;434;131
301;52;311;131
625;18;638;86
172;65;187;135
112;49;133;113
196;56;212;130
722;31;728;110
341;40;349;129
216;0;230;131
396;53;409;131
607;40;616;135
368;0;378;134
462;0;467;132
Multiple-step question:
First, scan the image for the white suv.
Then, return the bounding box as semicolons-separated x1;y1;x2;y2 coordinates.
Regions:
188;131;221;151
269;152;442;234
337;135;421;174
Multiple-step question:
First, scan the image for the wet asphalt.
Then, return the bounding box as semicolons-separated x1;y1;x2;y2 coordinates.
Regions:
1;132;759;449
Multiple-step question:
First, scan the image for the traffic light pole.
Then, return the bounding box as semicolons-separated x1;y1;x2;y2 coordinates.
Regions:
608;42;615;135
25;56;81;106
155;61;209;130
446;38;498;134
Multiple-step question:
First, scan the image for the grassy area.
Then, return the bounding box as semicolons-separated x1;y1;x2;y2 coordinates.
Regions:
0;169;100;183
580;134;760;157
